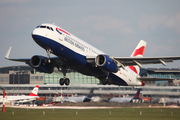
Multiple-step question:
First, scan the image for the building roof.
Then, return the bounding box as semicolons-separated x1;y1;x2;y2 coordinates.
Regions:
141;68;180;73
0;65;34;74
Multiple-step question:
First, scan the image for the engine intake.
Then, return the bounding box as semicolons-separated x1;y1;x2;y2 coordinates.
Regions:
30;55;54;73
95;54;118;73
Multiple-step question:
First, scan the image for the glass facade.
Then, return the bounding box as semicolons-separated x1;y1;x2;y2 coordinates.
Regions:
147;73;180;86
148;73;180;79
0;66;180;86
36;70;100;84
0;76;9;83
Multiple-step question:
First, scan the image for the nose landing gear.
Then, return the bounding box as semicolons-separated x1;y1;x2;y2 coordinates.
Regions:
46;48;53;63
101;78;112;85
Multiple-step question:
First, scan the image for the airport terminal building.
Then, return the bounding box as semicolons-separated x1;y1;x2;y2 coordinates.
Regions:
0;65;179;86
0;65;180;102
0;66;100;85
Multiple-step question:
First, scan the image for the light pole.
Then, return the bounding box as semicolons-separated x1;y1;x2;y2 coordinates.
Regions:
13;67;15;95
18;67;20;95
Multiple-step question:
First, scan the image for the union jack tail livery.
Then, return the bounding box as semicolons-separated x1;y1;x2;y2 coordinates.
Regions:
129;40;147;74
28;85;39;96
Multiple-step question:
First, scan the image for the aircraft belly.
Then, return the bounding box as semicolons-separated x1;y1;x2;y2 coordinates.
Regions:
110;69;142;86
33;35;106;77
32;35;141;86
109;73;128;86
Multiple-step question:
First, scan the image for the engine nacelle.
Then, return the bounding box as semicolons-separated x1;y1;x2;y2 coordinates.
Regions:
95;54;118;73
30;55;54;73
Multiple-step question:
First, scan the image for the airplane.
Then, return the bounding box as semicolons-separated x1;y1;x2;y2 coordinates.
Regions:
166;98;180;106
109;89;142;103
159;97;180;105
0;85;39;103
63;88;97;103
5;23;180;86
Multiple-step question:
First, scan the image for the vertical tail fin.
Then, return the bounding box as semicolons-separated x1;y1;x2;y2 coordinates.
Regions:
129;40;147;74
133;89;141;99
130;40;146;57
87;88;94;98
28;85;39;96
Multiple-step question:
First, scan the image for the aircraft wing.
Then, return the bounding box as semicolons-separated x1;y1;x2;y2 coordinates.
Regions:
114;56;180;66
5;47;65;68
5;56;59;64
5;47;30;62
86;56;180;67
137;77;174;81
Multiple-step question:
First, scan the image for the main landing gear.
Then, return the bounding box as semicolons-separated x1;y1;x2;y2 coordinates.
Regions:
102;78;112;85
59;66;70;86
101;72;112;85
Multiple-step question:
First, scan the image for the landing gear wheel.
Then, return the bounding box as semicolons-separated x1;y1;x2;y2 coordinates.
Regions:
102;79;107;85
107;78;112;85
65;78;70;86
59;78;64;85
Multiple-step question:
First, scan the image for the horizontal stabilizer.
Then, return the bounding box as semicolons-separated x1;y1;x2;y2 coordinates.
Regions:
138;77;174;81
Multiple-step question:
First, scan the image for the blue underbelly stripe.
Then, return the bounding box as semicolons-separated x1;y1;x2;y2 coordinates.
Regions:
32;35;128;86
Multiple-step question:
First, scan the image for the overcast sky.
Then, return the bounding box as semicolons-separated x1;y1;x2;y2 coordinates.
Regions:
1;0;180;68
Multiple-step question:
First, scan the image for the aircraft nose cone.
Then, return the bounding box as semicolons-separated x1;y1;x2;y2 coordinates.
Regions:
31;28;39;36
32;30;37;41
31;28;41;43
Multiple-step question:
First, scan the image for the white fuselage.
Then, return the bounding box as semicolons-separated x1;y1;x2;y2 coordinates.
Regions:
32;23;142;86
63;96;86;103
0;95;39;103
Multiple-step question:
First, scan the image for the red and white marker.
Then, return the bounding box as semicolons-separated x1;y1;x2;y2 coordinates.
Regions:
2;90;5;112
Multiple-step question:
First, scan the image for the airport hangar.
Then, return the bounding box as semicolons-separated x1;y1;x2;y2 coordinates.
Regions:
0;65;180;99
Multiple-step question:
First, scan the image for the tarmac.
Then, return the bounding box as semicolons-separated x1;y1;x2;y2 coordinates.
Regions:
54;102;163;108
2;102;180;109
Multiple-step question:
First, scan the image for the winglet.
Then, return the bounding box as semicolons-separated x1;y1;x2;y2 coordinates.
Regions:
5;47;12;59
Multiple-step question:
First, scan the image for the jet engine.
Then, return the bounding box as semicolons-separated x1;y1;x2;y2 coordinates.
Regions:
95;54;118;73
30;55;54;73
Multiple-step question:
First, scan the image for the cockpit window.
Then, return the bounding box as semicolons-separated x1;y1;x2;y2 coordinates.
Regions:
39;25;54;31
40;26;46;28
36;25;40;28
47;26;50;30
50;27;54;31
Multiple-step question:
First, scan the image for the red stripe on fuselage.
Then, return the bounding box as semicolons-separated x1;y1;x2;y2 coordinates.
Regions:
133;46;145;57
56;28;70;35
29;93;37;96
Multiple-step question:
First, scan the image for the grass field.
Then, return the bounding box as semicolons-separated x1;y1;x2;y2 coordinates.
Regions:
1;107;180;120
